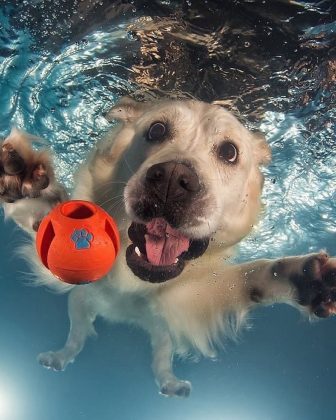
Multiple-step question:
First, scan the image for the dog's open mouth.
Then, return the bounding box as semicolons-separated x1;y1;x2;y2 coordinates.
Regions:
126;218;209;283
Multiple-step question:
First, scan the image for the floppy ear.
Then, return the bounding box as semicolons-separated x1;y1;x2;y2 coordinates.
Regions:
105;97;144;123
252;132;271;166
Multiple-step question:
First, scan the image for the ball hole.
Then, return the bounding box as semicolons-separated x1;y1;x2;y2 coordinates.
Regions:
38;220;55;269
105;219;120;254
61;202;96;219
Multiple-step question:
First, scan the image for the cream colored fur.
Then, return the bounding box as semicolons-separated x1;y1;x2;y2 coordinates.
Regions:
2;99;335;398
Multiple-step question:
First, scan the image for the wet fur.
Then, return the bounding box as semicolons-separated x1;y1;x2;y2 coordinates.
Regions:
2;99;336;398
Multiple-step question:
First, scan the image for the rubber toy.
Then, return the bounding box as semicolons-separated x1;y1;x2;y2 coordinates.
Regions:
36;200;120;284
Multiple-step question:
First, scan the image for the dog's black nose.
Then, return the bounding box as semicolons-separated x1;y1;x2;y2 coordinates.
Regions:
145;161;200;201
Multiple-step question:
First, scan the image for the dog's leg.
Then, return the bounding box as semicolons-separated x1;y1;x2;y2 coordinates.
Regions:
38;288;97;371
149;326;191;398
241;252;336;317
157;252;336;361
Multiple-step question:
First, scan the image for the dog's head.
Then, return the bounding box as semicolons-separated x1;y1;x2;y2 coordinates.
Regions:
106;98;271;283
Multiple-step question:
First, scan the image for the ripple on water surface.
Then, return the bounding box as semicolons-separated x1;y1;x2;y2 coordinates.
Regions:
0;1;335;259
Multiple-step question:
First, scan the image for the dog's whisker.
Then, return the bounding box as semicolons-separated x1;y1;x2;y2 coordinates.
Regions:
98;194;124;208
97;191;124;201
97;180;127;188
107;200;125;214
106;198;125;215
95;180;127;196
122;155;135;176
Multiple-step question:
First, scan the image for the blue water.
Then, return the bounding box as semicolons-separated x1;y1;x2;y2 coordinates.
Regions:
1;1;336;419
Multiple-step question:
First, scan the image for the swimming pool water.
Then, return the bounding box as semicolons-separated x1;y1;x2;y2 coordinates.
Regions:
0;1;336;419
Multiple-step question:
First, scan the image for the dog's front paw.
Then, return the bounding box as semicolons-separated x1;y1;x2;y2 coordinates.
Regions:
37;351;69;371
291;252;336;318
0;136;51;203
22;163;50;198
160;380;192;398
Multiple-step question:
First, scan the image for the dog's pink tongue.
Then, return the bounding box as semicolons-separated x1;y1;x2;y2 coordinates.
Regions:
145;218;190;266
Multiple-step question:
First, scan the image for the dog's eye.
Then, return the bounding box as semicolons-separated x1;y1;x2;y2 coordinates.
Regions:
217;141;238;164
147;122;167;142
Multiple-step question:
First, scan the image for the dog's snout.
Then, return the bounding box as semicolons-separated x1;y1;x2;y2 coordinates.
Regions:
145;161;200;201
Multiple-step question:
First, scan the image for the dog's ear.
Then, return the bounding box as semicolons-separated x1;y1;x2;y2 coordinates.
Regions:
105;97;144;123
252;132;271;166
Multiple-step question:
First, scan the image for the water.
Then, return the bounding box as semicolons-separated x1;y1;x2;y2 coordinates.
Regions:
0;1;335;419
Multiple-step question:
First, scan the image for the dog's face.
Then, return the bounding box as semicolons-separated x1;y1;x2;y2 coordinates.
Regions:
106;98;271;284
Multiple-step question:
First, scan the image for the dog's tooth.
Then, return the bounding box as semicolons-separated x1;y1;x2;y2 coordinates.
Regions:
135;247;141;257
174;258;179;264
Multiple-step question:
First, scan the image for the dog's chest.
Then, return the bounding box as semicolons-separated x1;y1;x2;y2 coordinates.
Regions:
93;282;156;325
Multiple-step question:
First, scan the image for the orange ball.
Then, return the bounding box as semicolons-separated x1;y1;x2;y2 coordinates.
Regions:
36;200;120;284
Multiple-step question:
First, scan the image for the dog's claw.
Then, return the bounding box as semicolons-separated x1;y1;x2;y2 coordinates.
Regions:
0;140;52;203
160;380;191;398
37;351;67;371
292;254;336;318
1;143;26;175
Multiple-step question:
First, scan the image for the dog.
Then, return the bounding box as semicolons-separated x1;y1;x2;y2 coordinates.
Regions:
1;98;336;397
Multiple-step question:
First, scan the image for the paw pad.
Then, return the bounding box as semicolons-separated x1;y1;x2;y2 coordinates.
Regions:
160;380;191;398
71;229;93;250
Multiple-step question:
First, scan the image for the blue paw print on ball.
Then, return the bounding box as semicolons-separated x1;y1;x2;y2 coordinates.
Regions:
71;229;93;250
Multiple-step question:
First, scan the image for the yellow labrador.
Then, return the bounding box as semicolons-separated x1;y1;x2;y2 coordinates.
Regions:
2;98;336;397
